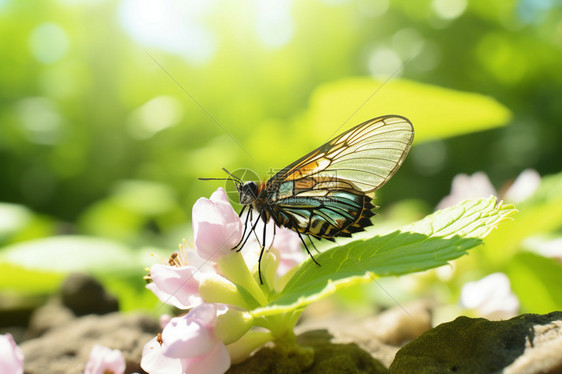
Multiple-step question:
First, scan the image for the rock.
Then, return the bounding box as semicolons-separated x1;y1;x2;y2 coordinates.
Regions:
296;300;433;367
227;329;388;374
20;312;160;374
60;273;119;316
229;301;433;373
24;273;120;339
298;330;389;374
390;311;562;374
339;299;433;350
0;293;48;330
503;315;562;374
24;298;75;339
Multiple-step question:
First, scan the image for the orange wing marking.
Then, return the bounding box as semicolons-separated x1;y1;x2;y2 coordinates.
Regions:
285;156;330;181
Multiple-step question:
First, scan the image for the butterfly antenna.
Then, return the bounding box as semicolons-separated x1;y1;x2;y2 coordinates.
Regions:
197;177;234;181
222;168;243;184
199;168;244;184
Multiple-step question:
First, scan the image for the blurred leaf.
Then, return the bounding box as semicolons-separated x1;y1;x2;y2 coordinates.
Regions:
507;251;562;313
0;236;139;274
78;200;146;241
0;263;64;293
0;241;172;310
78;179;185;241
102;275;163;312
484;171;562;265
0;203;56;246
307;78;512;143
111;180;178;216
256;197;516;315
0;203;32;238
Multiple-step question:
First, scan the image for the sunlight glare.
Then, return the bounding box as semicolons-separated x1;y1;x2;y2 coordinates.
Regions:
28;23;69;64
256;0;294;49
431;0;467;21
118;0;217;65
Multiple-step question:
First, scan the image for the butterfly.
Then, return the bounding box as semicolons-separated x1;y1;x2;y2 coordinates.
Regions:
200;115;414;283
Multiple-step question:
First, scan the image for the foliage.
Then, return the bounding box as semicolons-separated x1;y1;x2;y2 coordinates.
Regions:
0;0;560;326
142;195;515;368
257;197;515;314
1;0;560;221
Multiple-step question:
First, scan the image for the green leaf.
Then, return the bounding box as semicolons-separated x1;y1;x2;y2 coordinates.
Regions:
0;236;159;307
506;251;562;313
0;263;64;293
483;171;562;265
0;203;33;238
255;197;516;315
307;78;512;143
0;203;56;245
0;236;138;274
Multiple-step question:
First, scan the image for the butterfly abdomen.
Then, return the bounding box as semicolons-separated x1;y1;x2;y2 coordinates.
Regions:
336;194;376;236
268;185;375;240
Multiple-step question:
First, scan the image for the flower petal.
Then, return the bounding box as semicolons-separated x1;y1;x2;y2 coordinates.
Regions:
437;172;497;210
504;169;540;203
84;345;126;374
147;264;204;310
183;339;231;374
242;220;304;277
0;334;24;374
273;227;305;276
460;273;519;320
193;189;242;261
141;336;184;374
161;304;218;359
210;187;230;205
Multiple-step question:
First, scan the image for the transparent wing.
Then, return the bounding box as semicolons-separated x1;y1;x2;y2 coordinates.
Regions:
268;115;414;193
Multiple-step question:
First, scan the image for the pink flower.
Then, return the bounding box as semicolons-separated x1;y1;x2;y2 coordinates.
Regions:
243;220;305;277
146;239;226;310
141;336;184;374
193;188;243;261
147;263;206;310
273;226;306;276
437;172;496;210
525;237;562;263
503;168;540;203
438;169;541;210
84;345;126;374
160;314;172;329
460;273;519;320
0;334;23;374
141;304;231;374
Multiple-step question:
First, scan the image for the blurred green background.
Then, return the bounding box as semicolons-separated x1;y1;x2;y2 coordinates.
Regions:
0;0;561;318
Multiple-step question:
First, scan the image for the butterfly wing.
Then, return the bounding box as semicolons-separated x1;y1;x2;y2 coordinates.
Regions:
265;115;414;239
268;115;414;194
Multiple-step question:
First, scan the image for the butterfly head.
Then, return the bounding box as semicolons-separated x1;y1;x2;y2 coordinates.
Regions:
199;168;259;205
237;181;258;205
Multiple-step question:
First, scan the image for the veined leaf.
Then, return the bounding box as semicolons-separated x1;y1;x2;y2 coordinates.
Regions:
254;197;516;316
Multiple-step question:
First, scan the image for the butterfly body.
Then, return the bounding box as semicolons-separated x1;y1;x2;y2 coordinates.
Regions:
204;115;414;283
265;179;375;240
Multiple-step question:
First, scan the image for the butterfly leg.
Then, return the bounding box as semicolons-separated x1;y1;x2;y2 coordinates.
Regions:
234;213;261;253
266;223;276;251
257;218;268;284
295;229;321;267
307;235;320;254
238;204;247;218
233;206;251;250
